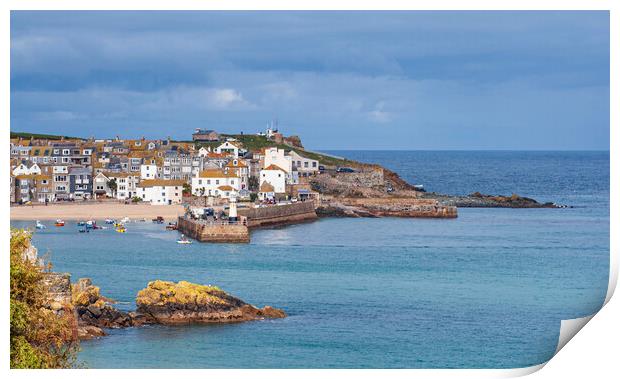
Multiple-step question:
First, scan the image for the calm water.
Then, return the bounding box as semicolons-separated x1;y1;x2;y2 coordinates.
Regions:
12;151;609;368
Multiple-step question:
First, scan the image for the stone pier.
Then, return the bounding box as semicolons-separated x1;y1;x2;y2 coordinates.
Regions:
177;217;250;243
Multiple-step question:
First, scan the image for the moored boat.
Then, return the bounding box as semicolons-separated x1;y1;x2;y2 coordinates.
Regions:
176;234;191;244
54;219;65;227
35;220;46;229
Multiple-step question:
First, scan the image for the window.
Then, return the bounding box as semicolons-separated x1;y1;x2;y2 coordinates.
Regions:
161;192;165;196
215;180;220;185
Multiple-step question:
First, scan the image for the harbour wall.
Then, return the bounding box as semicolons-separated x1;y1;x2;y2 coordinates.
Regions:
338;197;458;218
177;217;250;243
239;201;318;228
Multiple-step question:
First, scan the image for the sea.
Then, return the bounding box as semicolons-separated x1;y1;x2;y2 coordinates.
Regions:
11;151;610;369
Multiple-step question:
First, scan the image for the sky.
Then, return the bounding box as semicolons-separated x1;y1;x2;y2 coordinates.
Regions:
10;11;610;150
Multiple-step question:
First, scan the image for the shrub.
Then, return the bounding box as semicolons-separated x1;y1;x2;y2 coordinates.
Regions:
10;229;77;368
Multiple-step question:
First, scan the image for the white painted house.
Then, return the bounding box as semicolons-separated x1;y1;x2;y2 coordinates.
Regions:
93;172;112;198
214;141;240;157
137;179;184;205
288;150;319;176
107;172;140;200
12;162;41;176
259;164;286;195
191;169;239;199
224;159;249;190
140;163;160;180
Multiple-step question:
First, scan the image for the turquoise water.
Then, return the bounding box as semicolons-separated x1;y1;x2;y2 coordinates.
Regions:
12;151;609;368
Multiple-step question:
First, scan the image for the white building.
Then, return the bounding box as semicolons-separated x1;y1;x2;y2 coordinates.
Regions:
140;163;161;180
224;158;249;190
259;164;287;195
214;141;240;157
107;172;140;200
137;179;184;205
263;147;292;173
93;172;112;198
191;169;239;199
12;162;41;176
288;151;319;176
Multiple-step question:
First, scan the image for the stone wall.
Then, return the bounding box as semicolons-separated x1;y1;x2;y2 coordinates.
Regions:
239;201;318;228
337;197;458;218
177;217;250;243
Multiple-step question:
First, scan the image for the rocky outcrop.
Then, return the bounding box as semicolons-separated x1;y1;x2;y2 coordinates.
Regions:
424;192;564;208
135;280;287;324
72;278;149;339
319;198;457;218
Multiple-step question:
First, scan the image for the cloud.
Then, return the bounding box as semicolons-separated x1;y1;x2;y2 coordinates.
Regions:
367;101;393;124
9;11;610;150
208;88;252;109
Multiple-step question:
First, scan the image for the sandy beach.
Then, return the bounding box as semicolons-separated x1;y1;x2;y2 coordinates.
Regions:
10;203;185;221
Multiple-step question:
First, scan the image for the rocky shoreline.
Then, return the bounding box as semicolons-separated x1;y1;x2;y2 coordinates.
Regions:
310;166;564;219
71;279;286;340
421;191;566;208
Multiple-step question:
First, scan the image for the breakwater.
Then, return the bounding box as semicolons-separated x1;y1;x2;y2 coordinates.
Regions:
239;201;318;228
177;217;250;243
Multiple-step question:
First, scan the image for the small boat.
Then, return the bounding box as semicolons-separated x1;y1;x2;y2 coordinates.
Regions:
54;219;65;227
166;222;178;231
177;234;191;244
115;227;126;233
35;221;46;230
120;217;130;224
78;228;89;233
105;219;115;224
135;218;147;222
77;221;86;226
152;216;164;224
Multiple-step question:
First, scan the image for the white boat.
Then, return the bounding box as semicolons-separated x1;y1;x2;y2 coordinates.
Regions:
35;220;46;229
121;217;130;223
177;234;192;244
104;219;115;224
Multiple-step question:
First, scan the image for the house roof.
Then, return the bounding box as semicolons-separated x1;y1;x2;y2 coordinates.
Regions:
104;172;136;178
225;159;247;168
198;169;238;178
217;185;234;191
137;179;186;188
259;181;275;192
263;164;286;172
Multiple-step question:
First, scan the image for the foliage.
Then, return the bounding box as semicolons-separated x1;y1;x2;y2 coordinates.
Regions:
136;280;226;307
131;196;142;203
249;192;258;202
10;229;77;368
248;176;259;192
107;178;117;195
182;182;191;195
10;131;82;141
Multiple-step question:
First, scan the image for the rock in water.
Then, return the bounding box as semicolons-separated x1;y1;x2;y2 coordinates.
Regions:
136;280;287;324
72;278;140;339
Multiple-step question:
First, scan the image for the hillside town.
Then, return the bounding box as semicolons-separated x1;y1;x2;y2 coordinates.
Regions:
10;125;323;206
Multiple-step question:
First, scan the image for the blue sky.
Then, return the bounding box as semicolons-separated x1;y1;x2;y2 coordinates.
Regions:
10;11;609;150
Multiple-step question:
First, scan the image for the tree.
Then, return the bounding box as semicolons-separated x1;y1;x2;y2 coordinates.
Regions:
182;183;191;196
248;176;259;192
199;187;207;207
108;178;117;198
10;230;77;368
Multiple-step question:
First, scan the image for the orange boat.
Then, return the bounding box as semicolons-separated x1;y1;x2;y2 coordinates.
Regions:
54;219;65;227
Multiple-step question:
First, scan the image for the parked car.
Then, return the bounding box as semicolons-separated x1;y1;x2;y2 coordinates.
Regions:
336;167;356;173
